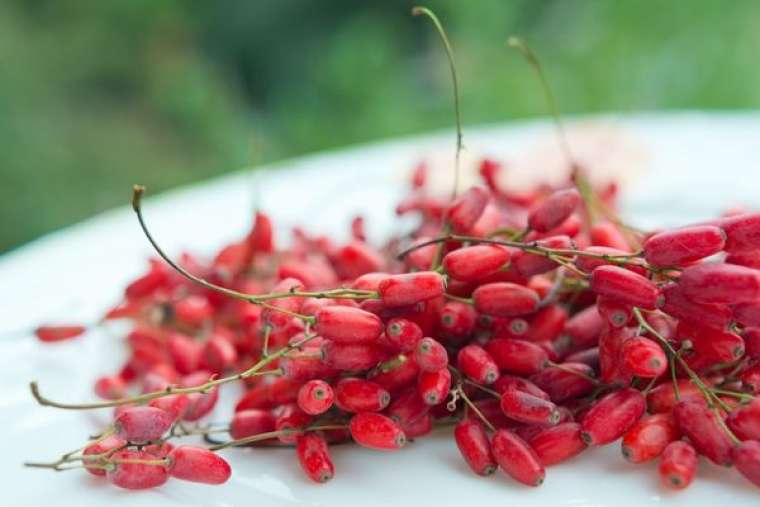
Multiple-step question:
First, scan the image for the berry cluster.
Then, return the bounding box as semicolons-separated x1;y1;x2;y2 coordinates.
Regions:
24;5;760;495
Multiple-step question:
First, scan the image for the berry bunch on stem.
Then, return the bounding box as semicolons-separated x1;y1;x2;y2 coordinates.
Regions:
24;5;760;494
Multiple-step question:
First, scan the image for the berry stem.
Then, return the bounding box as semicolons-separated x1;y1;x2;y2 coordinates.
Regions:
30;333;317;410
456;384;496;432
546;360;602;386
209;424;348;451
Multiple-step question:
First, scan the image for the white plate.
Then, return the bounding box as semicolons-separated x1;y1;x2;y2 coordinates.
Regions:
2;112;760;506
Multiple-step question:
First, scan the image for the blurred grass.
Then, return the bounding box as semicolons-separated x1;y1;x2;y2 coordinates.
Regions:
2;0;760;252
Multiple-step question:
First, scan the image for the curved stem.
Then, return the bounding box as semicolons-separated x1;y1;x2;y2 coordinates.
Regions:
210;424;348;451
412;6;462;199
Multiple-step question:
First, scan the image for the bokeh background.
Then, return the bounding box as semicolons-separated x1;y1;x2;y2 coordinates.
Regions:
3;0;760;253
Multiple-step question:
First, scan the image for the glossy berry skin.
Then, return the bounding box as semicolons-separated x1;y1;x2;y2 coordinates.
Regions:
646;380;703;414
486;338;548;376
720;212;760;252
114;406;175;443
491;429;545;487
378;272;445;307
414;337;449;372
597;297;632;328
473;283;539;317
528;188;581;233
457;345;499;384
528;423;586;466
315;306;382;344
659;441;697;490
727;399;760;441
673;399;733;466
168;446;231;485
677;321;745;363
439;301;477;339
296;433;334;483
349;413;406;450
620;337;667;378
621;413;679;463
500;388;560;425
454;419;497;476
149;394;190;421
661;283;732;330
297;380;334;415
493;375;550;400
230;409;276;440
512;235;574;277
35;325;86;342
530;362;597;403
385;318;423;352
446;186;489;233
678;263;760;304
417;367;452;405
527;305;567;343
581;388;645;446
590;266;662;310
107;449;169;490
83;435;127;476
443;245;510;282
732;440;760;488
321;342;387;371
643;225;725;267
334;378;390;413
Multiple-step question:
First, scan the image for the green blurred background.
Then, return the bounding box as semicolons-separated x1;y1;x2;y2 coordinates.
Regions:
3;0;760;253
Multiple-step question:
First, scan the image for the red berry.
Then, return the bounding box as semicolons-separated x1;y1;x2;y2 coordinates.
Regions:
296;433;335;483
34;324;86;342
659;441;697;490
661;283;732;330
674;399;733;466
643;225;725;266
528;422;586;466
107;449;168;490
297;380;335;415
620;336;667;378
148;394;190;421
173;295;213;327
230;409;276;440
180;371;220;421
438;301;478;339
646;380;702;414
744;327;760;360
247;211;274;254
679;263;760;304
590;266;662;310
454;419;497;476
500;388;561;425
621;413;679;463
349;413;406;450
457;344;499;384
720;212;760;252
202;335;238;374
473;282;539;317
446;186;489;233
83;435;127;476
168;333;203;374
315;306;382;344
581;388;645;446
733;300;760;328
334;378;391;413
94;375;127;400
590;221;630;250
575;246;633;274
493;374;550;400
386;388;429;429
378;272;445;307
491;429;545;487
732;440;760;488
558;304;605;352
368;354;420;394
526;305;567;343
414;337;449;372
528;188;581;233
168;446;231;485
676;321;745;363
727;398;760;441
331;241;384;280
486;338;548;376
443;245;510;282
417;367;452;405
530;362;597;402
114;406;174;443
321;342;387;371
275;407;313;444
385;318;423;352
512;235;574;277
597;297;632;328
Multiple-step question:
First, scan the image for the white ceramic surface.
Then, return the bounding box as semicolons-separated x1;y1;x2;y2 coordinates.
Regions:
2;112;760;506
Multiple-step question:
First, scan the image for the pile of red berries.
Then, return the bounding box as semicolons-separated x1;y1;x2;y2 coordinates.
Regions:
27;154;760;492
